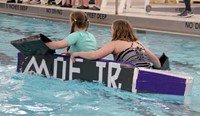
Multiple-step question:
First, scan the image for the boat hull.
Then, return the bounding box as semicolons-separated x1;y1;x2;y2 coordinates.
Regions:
17;53;193;96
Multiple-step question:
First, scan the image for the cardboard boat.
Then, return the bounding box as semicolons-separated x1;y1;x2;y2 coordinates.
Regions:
11;34;193;96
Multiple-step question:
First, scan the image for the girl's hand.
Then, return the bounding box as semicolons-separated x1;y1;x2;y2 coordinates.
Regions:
70;54;76;63
61;47;70;55
61;51;70;55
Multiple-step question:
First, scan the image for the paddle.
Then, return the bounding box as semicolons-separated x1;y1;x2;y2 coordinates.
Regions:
10;34;55;56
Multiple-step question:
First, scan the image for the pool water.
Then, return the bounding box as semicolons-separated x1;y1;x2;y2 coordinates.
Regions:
0;13;200;116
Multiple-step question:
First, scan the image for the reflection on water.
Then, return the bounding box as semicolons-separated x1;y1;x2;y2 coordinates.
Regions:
0;26;34;36
0;53;15;65
171;60;200;72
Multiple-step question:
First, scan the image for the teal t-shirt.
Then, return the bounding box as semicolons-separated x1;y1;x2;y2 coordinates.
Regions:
64;31;97;54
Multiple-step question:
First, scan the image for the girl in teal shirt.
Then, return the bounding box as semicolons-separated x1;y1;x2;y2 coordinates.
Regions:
46;11;97;54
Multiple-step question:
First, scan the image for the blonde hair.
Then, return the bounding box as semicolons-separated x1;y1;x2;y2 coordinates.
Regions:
112;19;138;42
70;11;89;33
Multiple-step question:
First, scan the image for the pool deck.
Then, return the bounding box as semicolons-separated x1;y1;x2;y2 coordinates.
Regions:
0;1;200;37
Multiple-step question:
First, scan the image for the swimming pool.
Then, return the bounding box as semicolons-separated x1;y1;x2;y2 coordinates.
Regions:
0;13;200;115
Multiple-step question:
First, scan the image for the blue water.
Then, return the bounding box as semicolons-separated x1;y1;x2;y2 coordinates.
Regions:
0;13;200;116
